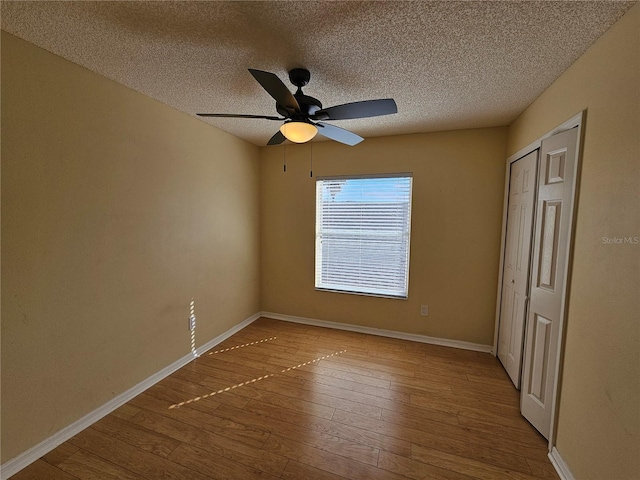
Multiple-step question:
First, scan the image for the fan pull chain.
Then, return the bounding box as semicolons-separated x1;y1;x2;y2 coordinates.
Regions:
283;144;287;172
310;143;313;178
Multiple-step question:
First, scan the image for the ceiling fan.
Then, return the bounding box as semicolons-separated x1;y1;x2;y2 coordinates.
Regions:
197;68;397;146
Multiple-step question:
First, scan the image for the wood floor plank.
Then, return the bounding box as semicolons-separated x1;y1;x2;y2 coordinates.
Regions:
413;362;490;380
526;457;562;480
447;380;520;404
378;408;548;462
242;397;411;457
188;378;331;417
316;361;399;385
92;414;181;458
128;409;288;476
215;402;381;466
389;374;457;395
406;387;520;418
169;366;210;385
12;318;557;480
345;348;428;370
237;387;337;419
57;449;146;480
318;357;417;381
225;344;312;363
200;371;385;420
144;382;223;416
298;378;458;427
263;433;410;480
290;367;423;400
410;443;555;480
69;427;212;480
281;460;350;480
410;393;534;431
250;338;300;353
275;359;393;389
10;459;79;480
109;403;143;421
42;442;80;467
129;392;270;448
381;403;465;429
419;350;505;369
415;360;500;379
377;450;476;480
327;351;422;377
159;375;250;409
203;352;284;376
335;408;534;474
180;359;276;386
456;415;548;449
168;442;281;480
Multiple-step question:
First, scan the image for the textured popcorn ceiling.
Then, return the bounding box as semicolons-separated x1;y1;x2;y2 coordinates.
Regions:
1;1;635;146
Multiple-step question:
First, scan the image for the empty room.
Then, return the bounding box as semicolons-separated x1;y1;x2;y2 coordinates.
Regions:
1;2;638;479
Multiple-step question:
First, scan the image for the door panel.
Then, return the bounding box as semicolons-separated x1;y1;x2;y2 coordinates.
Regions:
521;128;579;439
538;200;562;290
516;204;529;271
529;314;551;403
497;150;538;388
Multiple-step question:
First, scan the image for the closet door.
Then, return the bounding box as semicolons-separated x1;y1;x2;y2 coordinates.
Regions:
498;150;538;388
521;127;579;439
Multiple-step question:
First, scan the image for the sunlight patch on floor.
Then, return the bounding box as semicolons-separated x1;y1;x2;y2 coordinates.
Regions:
168;350;347;409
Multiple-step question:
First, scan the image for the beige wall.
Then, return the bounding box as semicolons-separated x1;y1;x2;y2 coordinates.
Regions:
260;128;507;346
4;2;638;473
1;32;261;462
507;4;639;479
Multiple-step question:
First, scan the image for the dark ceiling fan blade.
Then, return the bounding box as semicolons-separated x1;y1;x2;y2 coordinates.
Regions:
312;99;397;121
267;130;286;145
248;69;300;114
316;122;363;146
197;113;284;120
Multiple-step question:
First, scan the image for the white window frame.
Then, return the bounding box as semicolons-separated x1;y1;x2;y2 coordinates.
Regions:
315;173;413;299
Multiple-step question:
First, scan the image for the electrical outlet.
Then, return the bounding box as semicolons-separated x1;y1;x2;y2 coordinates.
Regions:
420;305;429;316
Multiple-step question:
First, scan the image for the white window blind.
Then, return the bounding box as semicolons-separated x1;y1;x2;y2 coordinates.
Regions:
315;174;413;298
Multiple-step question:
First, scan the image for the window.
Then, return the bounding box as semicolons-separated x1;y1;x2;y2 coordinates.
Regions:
315;174;413;298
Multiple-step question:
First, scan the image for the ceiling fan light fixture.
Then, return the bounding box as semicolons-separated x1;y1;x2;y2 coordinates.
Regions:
280;121;317;143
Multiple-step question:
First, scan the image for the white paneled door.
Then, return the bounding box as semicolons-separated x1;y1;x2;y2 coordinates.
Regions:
521;127;579;439
498;151;538;388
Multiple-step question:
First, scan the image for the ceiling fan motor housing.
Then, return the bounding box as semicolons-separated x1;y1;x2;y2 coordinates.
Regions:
289;68;311;87
276;68;323;118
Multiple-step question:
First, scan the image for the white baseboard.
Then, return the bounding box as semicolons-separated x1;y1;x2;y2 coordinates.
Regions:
260;312;493;353
0;312;261;480
549;447;576;480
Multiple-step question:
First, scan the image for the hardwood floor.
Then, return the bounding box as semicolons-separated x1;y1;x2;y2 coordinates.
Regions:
12;317;558;479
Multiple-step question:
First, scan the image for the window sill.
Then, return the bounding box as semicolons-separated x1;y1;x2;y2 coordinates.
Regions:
315;287;408;300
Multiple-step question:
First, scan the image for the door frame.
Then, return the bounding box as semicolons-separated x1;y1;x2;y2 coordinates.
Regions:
492;110;585;451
